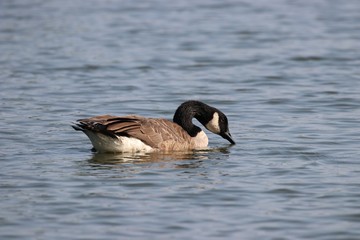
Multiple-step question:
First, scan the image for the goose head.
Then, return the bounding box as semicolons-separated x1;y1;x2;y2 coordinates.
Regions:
203;110;235;145
173;101;235;145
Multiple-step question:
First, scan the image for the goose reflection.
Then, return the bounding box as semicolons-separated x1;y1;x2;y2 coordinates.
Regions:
87;146;232;169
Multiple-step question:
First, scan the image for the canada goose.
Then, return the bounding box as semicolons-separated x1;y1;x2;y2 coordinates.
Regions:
72;100;235;153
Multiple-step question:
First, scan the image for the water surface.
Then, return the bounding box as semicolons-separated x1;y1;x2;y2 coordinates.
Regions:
1;0;360;239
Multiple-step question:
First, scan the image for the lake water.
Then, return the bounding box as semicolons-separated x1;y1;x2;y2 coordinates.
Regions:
1;0;360;239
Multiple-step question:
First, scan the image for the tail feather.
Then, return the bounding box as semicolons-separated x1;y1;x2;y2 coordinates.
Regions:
72;123;84;131
72;121;117;138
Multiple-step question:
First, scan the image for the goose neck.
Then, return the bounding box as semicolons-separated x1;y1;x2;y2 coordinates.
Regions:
173;101;214;137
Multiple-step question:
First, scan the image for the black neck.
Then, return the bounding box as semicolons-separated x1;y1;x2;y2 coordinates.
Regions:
173;101;215;137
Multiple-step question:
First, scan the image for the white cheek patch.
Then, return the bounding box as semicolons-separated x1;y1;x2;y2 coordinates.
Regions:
205;112;221;134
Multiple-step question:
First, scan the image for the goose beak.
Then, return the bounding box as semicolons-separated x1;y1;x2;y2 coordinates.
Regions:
221;131;235;145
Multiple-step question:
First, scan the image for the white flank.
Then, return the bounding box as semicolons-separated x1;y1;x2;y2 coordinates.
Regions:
84;131;154;153
205;112;220;134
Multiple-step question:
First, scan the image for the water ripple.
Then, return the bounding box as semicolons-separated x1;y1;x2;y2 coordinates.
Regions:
1;0;360;239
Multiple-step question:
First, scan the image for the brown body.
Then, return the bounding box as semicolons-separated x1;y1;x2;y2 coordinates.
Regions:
75;115;208;152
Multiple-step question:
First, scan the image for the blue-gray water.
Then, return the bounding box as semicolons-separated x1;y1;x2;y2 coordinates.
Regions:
1;0;360;239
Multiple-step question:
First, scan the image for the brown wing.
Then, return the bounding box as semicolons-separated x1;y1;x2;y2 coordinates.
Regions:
124;118;192;149
74;115;132;138
75;115;192;149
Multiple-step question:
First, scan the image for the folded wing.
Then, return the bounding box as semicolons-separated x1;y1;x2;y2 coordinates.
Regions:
74;115;192;150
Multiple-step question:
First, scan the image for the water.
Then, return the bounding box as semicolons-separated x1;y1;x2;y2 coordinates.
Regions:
1;0;360;239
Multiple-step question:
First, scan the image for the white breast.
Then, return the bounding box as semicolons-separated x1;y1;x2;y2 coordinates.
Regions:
192;130;209;149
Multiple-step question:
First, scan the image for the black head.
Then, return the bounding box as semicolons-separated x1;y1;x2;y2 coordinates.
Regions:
174;101;235;145
203;109;235;145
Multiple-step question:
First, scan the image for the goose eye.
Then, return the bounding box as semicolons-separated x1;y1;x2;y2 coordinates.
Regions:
219;116;227;124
